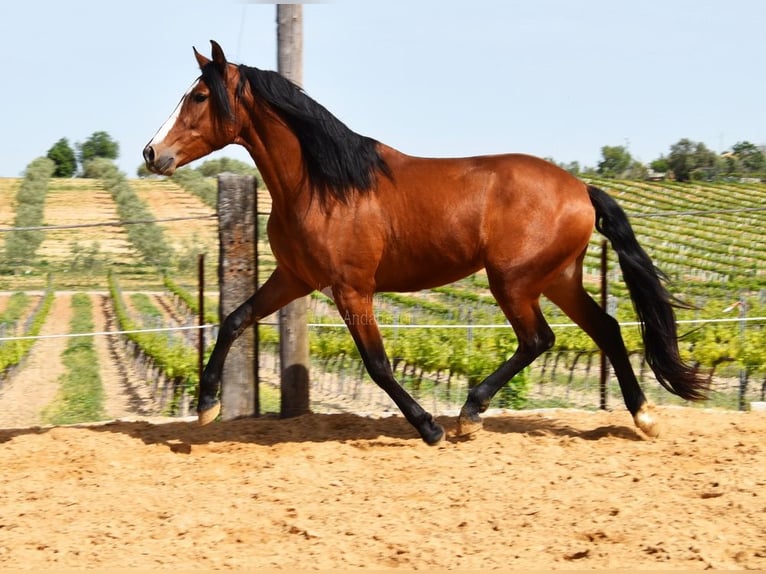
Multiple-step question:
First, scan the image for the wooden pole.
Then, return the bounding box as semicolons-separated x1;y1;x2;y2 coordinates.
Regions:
253;166;261;418
217;173;258;420
277;4;310;418
599;239;608;410
197;253;205;387
277;5;303;85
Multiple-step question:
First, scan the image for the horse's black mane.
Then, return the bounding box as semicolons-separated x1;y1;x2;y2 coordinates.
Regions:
200;61;391;203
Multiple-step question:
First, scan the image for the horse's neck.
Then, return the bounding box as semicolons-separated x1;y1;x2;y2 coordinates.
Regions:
239;108;309;215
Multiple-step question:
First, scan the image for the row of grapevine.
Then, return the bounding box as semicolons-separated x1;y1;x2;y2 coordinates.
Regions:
0;292;33;336
170;168;273;214
90;159;175;269
163;275;219;326
2;158;55;270
107;271;198;414
101;256;766;414
0;284;55;380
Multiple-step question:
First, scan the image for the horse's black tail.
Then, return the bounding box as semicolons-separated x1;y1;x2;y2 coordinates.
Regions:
587;185;708;401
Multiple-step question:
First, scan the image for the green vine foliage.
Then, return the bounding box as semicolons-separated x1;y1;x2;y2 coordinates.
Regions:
108;272;197;402
0;292;30;326
3;157;55;268
307;310;532;408
0;283;54;374
163;275;218;325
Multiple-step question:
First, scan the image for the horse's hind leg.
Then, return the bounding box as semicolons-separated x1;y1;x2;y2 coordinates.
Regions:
544;272;660;437
458;290;555;437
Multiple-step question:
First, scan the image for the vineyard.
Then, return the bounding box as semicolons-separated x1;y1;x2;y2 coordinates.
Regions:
0;164;765;428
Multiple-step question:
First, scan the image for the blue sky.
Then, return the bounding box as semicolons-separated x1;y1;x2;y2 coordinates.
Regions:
1;0;763;177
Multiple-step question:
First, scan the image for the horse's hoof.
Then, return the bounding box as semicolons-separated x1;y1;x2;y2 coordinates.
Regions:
422;423;445;446
198;401;221;426
457;409;483;437
633;403;661;438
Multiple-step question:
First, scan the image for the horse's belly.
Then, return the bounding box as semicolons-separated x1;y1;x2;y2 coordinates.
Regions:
374;253;482;292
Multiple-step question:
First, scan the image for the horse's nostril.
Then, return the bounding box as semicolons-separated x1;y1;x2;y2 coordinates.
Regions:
143;145;155;164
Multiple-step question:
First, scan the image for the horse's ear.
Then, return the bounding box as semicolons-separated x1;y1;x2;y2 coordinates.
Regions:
210;40;227;73
194;46;210;69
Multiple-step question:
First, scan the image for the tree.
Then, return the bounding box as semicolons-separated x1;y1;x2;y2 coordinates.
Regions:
76;131;119;174
668;139;694;181
667;138;717;182
690;142;719;180
196;157;263;187
650;156;669;173
730;141;765;174
624;160;648;180
46;138;77;177
197;157;256;177
552;159;581;176
597;145;632;178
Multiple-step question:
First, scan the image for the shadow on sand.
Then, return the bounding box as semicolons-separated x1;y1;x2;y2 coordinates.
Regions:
0;409;644;453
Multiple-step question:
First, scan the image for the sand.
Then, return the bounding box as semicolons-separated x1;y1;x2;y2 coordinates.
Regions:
0;406;764;570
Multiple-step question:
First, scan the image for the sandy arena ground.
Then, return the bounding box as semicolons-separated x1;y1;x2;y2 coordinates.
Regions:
0;406;764;570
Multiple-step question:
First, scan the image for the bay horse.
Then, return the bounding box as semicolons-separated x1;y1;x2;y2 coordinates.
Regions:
144;41;707;444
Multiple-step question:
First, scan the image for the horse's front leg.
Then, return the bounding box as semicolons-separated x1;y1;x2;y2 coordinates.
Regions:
332;287;445;445
198;267;312;425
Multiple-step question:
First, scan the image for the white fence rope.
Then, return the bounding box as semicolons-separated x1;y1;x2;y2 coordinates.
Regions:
0;214;216;233
1;315;763;343
0;324;217;343
302;316;766;329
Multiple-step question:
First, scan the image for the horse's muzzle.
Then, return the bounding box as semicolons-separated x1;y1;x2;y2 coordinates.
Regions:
143;144;176;175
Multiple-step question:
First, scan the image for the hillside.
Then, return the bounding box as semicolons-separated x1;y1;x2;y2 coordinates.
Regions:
0;178;19;256
37;178;135;271
0;177;221;291
130;178;218;256
583;178;766;298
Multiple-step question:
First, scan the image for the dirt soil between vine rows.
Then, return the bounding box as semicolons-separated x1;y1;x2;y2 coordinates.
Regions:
0;406;765;570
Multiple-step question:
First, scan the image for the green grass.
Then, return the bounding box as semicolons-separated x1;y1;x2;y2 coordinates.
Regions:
42;293;104;424
258;383;282;414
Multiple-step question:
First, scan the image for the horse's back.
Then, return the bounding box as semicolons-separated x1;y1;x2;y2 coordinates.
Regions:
382;150;594;244
384;149;590;206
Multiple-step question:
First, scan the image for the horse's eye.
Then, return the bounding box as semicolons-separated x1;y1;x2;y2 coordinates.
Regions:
192;92;208;103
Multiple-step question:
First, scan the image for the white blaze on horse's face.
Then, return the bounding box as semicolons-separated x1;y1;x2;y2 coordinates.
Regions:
151;81;198;145
143;80;200;175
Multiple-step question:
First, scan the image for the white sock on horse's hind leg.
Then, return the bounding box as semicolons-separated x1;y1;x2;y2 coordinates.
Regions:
633;403;661;438
198;401;221;426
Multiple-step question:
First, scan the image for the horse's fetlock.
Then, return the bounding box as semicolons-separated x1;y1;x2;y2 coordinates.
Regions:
538;329;556;353
465;388;490;413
